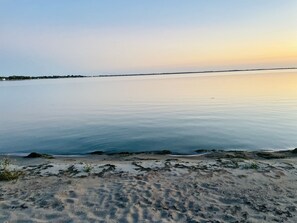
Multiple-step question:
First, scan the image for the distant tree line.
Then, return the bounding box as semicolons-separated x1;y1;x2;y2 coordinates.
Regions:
0;75;86;81
1;67;296;81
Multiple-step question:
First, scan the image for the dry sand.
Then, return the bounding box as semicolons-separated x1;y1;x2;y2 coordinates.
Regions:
0;151;297;222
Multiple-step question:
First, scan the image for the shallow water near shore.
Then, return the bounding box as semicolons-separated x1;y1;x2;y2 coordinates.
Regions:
0;70;297;155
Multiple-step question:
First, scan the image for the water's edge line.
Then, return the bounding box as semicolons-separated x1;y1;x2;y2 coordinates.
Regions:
1;148;296;158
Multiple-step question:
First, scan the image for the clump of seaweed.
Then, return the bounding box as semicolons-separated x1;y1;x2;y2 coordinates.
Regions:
256;152;285;159
25;152;54;159
0;158;24;181
250;163;259;169
243;162;259;170
84;163;93;173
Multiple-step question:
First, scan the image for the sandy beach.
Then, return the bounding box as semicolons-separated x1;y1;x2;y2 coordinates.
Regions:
0;150;296;222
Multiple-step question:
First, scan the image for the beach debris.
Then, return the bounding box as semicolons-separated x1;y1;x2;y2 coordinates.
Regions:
25;152;54;159
256;152;286;159
83;164;93;173
88;151;104;155
153;150;172;155
0;158;24;181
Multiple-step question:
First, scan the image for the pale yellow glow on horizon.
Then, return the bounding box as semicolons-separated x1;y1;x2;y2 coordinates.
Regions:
1;24;296;74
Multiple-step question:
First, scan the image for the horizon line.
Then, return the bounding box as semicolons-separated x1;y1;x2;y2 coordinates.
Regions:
95;67;297;78
1;67;297;78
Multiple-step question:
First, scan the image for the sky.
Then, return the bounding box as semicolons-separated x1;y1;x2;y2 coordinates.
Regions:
0;0;297;75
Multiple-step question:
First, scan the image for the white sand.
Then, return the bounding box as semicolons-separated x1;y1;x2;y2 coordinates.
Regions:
0;154;297;222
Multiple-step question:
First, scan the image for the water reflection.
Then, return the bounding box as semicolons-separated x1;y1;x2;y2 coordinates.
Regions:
0;70;296;154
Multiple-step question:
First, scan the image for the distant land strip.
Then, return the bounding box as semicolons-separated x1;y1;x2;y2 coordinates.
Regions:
96;67;297;78
1;67;297;81
0;75;86;81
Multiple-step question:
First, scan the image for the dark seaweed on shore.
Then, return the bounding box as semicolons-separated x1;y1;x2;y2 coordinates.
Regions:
21;148;297;160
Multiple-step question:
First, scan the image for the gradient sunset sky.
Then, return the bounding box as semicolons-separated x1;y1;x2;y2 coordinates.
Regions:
0;0;296;75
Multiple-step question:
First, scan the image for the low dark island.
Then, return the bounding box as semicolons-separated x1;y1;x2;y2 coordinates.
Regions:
0;75;86;81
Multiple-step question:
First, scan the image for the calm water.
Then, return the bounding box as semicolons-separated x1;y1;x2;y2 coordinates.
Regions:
0;70;297;155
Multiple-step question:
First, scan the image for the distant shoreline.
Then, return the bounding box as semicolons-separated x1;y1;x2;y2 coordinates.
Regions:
96;67;297;78
0;75;86;81
1;67;297;81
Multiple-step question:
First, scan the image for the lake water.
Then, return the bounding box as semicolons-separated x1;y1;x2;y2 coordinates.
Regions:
0;70;297;155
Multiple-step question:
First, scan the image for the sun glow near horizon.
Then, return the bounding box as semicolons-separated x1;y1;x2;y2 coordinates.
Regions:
0;0;296;75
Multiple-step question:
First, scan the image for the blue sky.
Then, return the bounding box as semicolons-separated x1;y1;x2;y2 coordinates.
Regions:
0;0;296;75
